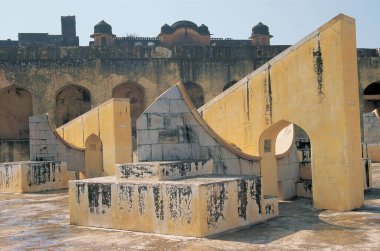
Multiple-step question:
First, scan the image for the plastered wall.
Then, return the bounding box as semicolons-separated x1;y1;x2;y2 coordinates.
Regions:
56;98;132;176
200;14;363;211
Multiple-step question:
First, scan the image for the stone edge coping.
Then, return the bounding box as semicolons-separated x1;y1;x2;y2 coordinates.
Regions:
70;174;261;186
116;159;210;166
0;160;64;165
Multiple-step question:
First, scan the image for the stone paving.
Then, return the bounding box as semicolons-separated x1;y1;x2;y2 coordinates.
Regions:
0;164;379;250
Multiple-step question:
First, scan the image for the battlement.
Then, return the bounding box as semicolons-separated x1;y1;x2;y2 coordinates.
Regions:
0;45;290;63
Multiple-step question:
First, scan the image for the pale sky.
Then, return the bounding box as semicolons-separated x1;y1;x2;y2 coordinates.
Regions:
1;0;378;48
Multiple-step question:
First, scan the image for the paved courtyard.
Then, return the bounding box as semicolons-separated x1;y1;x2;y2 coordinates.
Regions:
0;165;379;250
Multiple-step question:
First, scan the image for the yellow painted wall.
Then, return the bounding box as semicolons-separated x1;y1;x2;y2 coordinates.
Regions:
200;14;363;211
56;98;132;176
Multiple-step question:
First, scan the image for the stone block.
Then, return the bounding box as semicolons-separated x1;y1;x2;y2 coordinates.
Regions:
183;113;199;126
169;100;189;113
138;145;152;161
200;146;222;161
0;161;69;193
162;144;192;160
151;144;163;160
29;116;44;123
145;99;169;113
137;130;159;145
296;180;313;198
166;114;184;129
277;163;299;181
222;158;241;175
278;179;297;200
69;175;278;237
221;147;236;160
163;85;182;99
136;114;147;130
178;125;197;143
197;127;216;147
115;160;213;181
158;129;179;144
190;143;201;160
148;114;164;129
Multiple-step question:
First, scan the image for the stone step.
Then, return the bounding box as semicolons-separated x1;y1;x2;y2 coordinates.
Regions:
0;161;70;193
115;159;213;181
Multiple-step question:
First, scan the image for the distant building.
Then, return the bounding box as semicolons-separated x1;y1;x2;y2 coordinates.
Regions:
89;20;272;47
0;16;79;47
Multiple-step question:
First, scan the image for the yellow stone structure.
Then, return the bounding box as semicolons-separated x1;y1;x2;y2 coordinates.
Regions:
199;14;364;211
69;84;278;237
0;161;69;193
55;98;132;177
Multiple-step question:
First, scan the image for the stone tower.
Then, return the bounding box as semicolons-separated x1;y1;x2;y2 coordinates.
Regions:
91;20;115;46
250;22;272;46
61;16;79;46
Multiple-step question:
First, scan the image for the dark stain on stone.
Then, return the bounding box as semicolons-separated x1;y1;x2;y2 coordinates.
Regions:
246;81;250;121
161;162;192;177
159;129;179;144
302;179;312;194
313;36;324;99
195;161;199;171
119;184;134;212
250;178;262;214
88;183;100;213
3;164;12;188
264;65;273;125
153;186;164;220
365;159;370;187
75;183;85;204
265;203;273;214
101;184;112;210
166;185;192;223
178;125;197;143
206;182;227;228
119;164;155;179
138;185;147;215
27;162;51;187
88;183;112;214
237;180;248;220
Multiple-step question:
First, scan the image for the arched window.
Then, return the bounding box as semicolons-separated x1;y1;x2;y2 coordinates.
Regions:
183;81;204;108
260;121;312;201
0;86;33;139
112;81;145;147
223;80;238;91
56;85;91;126
85;134;103;178
363;81;380;113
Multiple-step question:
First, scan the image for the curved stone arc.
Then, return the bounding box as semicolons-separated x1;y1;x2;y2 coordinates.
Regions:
46;114;85;151
176;82;260;161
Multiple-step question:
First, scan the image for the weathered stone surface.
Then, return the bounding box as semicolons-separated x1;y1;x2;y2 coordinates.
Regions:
115;160;213;181
0;161;69;193
136;85;260;176
29;114;84;172
69;175;276;237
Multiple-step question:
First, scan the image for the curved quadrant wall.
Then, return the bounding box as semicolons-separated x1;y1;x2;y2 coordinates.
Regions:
136;83;260;175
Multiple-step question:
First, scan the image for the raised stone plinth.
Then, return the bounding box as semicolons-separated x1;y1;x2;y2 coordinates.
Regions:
115;160;213;181
0;161;69;193
69;175;278;237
